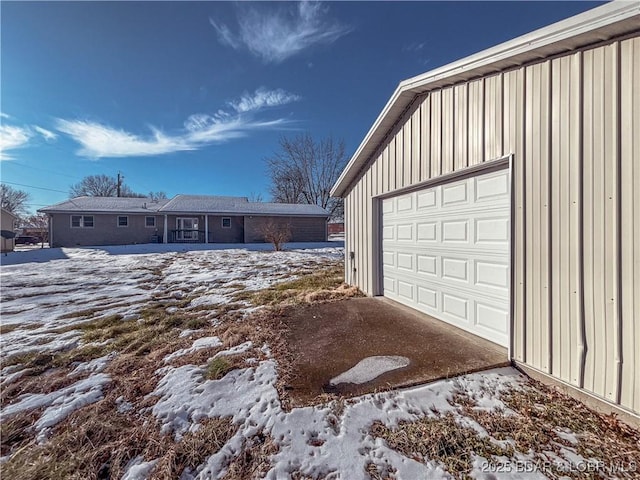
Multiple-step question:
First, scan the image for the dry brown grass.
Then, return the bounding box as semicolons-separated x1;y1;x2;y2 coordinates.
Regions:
370;413;512;477
245;264;361;307
222;431;279;480
1;261;359;478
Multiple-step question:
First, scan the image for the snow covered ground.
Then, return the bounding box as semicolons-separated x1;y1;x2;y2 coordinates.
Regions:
1;244;633;479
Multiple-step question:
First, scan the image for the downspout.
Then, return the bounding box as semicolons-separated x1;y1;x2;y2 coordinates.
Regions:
48;214;53;248
205;215;209;244
163;215;168;244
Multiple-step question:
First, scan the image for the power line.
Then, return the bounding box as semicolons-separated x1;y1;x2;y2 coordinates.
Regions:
4;161;82;181
1;181;68;194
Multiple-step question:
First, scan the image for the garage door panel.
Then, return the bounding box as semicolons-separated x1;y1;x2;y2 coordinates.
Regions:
442;292;470;321
441;256;469;282
382;169;510;347
417;255;438;276
417;190;437;209
475;217;509;245
475;170;510;202
442;220;469;243
442;181;469;206
475;260;509;292
417;222;438;241
396;224;413;240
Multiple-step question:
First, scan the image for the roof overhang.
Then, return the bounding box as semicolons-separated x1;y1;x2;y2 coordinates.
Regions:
331;1;640;197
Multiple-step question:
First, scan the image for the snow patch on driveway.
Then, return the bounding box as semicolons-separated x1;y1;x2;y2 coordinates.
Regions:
330;355;411;386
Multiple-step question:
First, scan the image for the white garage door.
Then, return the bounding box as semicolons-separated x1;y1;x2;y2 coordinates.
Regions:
382;168;510;347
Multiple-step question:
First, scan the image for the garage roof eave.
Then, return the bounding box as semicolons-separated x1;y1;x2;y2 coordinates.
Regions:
330;1;640;198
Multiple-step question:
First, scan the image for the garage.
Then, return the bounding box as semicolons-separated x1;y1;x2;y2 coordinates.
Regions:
381;167;510;346
331;2;640;419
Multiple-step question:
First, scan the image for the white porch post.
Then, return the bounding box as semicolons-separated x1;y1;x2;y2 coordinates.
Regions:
163;215;168;243
205;215;209;244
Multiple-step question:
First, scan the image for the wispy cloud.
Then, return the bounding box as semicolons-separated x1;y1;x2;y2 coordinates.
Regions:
32;125;58;142
210;1;351;63
0;121;58;160
56;88;300;159
402;42;425;53
230;88;301;113
0;125;32;160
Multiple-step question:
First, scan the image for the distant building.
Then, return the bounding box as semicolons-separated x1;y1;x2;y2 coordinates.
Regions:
1;209;19;253
39;195;329;247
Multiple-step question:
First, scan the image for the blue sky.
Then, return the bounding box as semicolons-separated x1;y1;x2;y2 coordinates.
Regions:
1;1;602;213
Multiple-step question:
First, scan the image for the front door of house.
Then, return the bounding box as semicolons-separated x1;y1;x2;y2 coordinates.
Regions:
177;218;198;240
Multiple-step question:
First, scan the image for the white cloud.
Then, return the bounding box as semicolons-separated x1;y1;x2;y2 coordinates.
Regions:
33;125;58;142
0;125;32;160
56;120;197;158
230;88;301;113
0;112;10;119
211;1;351;63
56;88;299;159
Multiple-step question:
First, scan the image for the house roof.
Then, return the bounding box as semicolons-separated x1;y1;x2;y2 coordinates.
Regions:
39;195;329;217
39;196;170;214
330;1;640;197
1;208;19;220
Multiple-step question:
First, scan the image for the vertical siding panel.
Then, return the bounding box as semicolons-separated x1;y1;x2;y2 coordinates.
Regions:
382;148;390;194
345;192;354;284
403;115;413;186
550;53;582;385
442;87;455;173
583;45;620;401
454;83;468;169
468;79;484;165
411;105;421;184
485;74;503;161
430;90;442;177
420;95;431;181
364;169;371;294
504;68;526;363
396;128;404;188
620;37;640;413
525;62;552;373
389;139;397;191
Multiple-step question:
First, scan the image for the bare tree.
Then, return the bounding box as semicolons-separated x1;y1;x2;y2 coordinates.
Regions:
248;192;264;202
265;134;347;219
25;213;48;248
259;219;291;251
1;184;30;217
70;174;145;198
148;191;168;201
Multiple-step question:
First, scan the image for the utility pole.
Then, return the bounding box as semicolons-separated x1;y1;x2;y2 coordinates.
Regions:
117;172;123;197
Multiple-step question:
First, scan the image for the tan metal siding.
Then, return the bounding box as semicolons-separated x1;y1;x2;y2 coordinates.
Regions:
583;43;621;402
484;74;503;164
454;83;468;170
343;36;640;416
468;79;484;166
550;53;583;386
525;61;552;373
503;67;526;363
420;95;431;182
441;87;455;174
620;37;640;413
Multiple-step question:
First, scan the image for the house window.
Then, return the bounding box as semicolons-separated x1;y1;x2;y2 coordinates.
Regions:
222;217;231;228
71;215;94;228
117;216;129;227
145;216;156;228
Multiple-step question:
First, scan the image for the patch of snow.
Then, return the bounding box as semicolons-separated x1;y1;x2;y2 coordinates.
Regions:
69;352;116;376
330;356;410;386
122;455;159;480
189;294;230;308
213;341;252;358
116;396;134;413
2;373;111;442
179;329;198;338
163;337;223;363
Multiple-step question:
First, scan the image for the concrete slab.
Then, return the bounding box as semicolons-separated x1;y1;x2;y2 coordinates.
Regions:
282;297;509;403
